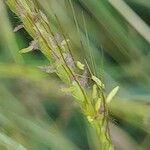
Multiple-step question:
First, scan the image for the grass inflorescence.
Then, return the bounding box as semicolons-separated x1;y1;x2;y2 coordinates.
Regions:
6;0;120;149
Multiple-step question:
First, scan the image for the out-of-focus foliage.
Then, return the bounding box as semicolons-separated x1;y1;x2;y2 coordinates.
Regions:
0;0;150;150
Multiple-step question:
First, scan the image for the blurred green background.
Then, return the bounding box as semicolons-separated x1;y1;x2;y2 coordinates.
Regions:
0;0;150;149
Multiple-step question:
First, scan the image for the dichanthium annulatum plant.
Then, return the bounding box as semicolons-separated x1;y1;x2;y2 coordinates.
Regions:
6;0;119;149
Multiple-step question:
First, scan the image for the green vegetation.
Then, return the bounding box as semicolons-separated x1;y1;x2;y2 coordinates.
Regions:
0;0;150;150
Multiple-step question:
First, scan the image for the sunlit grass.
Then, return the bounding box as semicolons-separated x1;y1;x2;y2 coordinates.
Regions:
0;0;150;150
